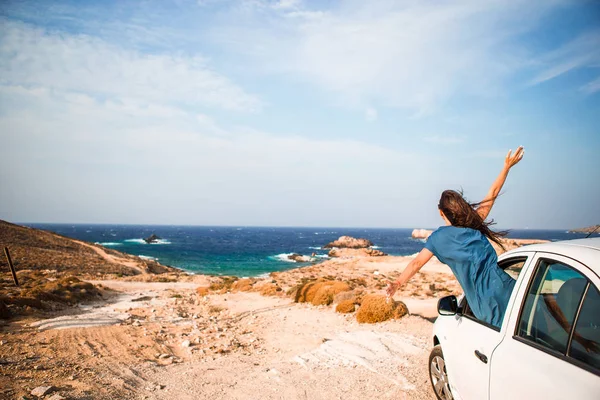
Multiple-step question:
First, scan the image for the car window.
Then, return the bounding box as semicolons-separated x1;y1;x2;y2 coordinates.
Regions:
517;259;587;354
569;284;600;370
499;256;527;280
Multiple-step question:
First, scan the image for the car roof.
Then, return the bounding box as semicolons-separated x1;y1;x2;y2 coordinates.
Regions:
503;237;600;274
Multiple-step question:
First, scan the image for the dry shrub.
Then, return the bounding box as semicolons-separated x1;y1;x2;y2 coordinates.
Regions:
292;280;351;306
209;305;224;314
336;299;356;314
196;286;210;296
334;290;362;304
209;276;239;292
232;278;254;292
347;278;368;288
1;274;102;318
356;295;408;324
259;283;281;297
22;276;101;304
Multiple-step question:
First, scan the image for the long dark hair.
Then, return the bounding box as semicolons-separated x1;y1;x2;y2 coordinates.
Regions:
438;190;508;249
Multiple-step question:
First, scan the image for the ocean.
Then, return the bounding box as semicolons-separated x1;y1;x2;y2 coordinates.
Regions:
26;224;597;277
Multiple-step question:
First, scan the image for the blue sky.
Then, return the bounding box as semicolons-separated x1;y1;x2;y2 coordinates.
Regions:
0;0;598;229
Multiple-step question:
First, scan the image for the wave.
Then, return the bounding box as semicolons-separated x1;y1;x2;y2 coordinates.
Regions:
124;238;146;244
269;253;326;262
269;253;297;263
371;246;381;249
95;242;122;246
150;239;171;245
308;246;321;250
124;238;171;245
138;255;158;261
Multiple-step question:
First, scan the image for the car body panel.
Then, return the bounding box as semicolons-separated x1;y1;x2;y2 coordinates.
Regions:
489;251;600;400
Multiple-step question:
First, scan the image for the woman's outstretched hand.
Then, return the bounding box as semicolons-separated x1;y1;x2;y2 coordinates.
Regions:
386;281;399;297
505;146;524;170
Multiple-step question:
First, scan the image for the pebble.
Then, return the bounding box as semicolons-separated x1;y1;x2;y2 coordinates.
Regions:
31;386;54;397
47;395;66;400
181;340;191;348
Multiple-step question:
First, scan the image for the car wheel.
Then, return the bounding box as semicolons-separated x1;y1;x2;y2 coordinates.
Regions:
429;345;453;400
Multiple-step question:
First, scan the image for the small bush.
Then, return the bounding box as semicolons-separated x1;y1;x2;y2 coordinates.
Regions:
335;299;356;314
292;280;351;306
209;276;239;292
232;279;254;292
259;283;281;297
22;276;101;304
334;290;362;304
356;295;408;323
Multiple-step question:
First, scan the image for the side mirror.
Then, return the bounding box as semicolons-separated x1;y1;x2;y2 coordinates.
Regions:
438;295;458;316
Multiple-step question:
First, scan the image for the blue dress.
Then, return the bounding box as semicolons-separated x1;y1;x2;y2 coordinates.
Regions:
425;226;515;328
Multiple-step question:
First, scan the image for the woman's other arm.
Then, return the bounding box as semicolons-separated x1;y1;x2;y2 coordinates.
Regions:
477;146;524;221
386;248;434;297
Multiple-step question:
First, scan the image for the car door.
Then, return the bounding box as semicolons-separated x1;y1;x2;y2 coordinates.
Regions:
443;253;532;400
489;252;600;400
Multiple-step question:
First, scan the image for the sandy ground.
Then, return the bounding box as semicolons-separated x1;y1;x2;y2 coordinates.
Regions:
0;264;444;400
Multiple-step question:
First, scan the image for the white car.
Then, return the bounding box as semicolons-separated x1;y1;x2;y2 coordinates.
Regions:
429;237;600;400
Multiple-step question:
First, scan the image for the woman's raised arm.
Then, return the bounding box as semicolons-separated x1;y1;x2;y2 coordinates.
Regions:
477;146;524;221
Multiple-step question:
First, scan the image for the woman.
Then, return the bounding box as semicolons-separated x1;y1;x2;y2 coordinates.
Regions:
386;146;524;328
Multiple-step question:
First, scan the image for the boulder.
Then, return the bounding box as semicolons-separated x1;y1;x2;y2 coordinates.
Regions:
144;234;161;244
323;236;373;249
287;253;313;262
411;229;433;239
31;386;55;397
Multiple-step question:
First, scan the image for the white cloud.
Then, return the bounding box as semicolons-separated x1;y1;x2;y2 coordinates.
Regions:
209;0;571;114
530;30;600;86
580;76;600;94
0;83;433;225
0;19;262;112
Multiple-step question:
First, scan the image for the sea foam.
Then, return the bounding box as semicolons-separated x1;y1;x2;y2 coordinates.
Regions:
124;239;146;244
95;242;122;246
270;253;297;262
124;238;171;245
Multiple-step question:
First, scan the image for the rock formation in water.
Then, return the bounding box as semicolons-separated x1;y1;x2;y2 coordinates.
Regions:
411;229;433;239
144;234;161;244
287;253;313;262
323;236;373;249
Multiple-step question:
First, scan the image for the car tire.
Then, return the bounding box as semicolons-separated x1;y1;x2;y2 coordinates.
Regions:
429;345;454;400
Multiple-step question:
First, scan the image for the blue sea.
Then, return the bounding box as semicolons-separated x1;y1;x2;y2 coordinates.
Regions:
25;224;596;277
